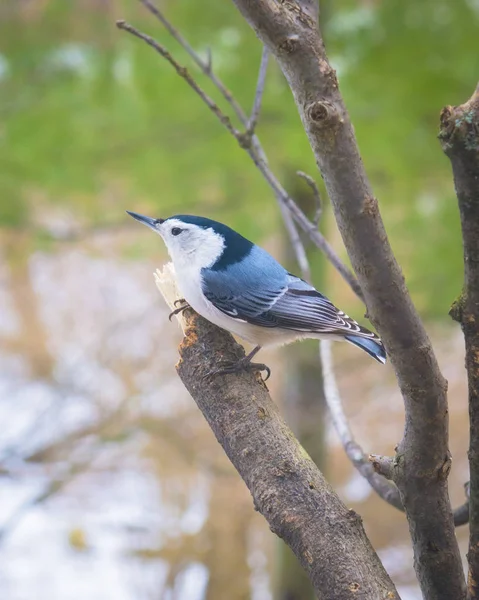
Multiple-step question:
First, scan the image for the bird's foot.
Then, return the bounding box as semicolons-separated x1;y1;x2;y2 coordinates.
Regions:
205;358;271;381
168;298;191;321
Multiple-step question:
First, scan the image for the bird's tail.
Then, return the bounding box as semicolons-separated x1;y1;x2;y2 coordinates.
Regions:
344;334;386;364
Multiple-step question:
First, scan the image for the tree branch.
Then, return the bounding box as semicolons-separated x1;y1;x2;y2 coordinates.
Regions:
439;82;479;598
173;308;399;599
229;2;465;598
139;0;249;125
116;20;240;138
247;46;269;135
278;201;312;283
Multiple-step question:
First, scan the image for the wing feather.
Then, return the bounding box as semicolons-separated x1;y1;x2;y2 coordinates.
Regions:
202;265;378;340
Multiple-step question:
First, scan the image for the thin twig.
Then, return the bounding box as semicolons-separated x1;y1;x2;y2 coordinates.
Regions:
369;454;395;480
116;20;240;139
139;0;247;123
247;46;269;135
297;170;322;226
278;203;311;284
121;7;363;302
205;47;212;73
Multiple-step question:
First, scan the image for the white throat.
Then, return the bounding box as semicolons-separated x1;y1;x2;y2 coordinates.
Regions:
166;227;225;271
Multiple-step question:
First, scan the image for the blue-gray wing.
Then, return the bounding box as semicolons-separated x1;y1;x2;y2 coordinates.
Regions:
201;245;289;321
202;250;371;336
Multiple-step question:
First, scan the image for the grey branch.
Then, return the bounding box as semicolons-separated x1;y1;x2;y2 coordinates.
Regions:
139;0;247;123
247;46;269;135
278;201;311;283
369;454;395;481
230;1;465;597
118;5;364;302
175;309;399;600
116;20;240;139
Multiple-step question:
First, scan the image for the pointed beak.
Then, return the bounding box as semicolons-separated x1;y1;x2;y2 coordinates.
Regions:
126;211;164;230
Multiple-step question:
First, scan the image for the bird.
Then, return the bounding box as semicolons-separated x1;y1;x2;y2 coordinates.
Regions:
127;211;386;379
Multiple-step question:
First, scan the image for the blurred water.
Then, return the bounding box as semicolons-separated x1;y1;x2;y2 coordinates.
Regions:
0;231;470;599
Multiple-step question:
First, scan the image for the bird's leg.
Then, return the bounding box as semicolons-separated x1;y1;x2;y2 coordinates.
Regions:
168;298;191;321
207;346;271;381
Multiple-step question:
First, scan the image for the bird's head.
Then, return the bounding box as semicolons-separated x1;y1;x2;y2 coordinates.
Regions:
126;212;254;271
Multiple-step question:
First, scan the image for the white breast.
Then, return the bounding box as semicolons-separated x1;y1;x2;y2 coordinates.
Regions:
174;264;243;333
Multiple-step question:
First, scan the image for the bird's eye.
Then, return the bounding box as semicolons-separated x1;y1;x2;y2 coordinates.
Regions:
171;227;183;236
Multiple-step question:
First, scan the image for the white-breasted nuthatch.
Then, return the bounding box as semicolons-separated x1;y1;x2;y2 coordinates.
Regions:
127;212;386;379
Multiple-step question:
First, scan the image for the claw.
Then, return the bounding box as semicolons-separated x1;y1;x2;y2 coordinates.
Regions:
168;301;191;321
204;359;271;381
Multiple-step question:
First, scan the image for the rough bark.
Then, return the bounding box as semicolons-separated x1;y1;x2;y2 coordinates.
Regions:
176;309;399;600
439;83;479;599
229;2;465;598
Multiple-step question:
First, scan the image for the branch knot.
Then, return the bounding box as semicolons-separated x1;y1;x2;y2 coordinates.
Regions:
279;35;299;54
306;100;340;128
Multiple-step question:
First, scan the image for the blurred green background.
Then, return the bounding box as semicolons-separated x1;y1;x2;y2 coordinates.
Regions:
2;0;478;314
0;1;477;599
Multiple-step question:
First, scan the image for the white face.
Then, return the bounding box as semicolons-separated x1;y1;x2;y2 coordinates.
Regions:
156;218;225;270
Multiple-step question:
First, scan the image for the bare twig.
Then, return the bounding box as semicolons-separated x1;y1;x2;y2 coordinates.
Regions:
278;203;311;283
319;343;469;524
247;46;269;135
139;0;248;124
116;20;240;138
297;170;322;226
369;454;395;481
205;46;212;73
120;5;364;302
